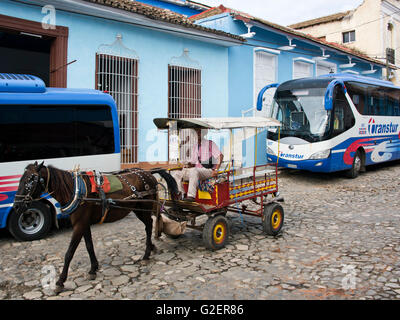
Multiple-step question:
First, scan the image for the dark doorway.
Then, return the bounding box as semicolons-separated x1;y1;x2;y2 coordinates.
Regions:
0;29;52;86
0;14;68;88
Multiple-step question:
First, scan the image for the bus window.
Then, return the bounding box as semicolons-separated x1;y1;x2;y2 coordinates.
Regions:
387;96;395;116
346;81;400;116
334;108;344;131
332;88;355;137
0;105;115;163
395;105;400;116
386;88;400;116
350;93;366;114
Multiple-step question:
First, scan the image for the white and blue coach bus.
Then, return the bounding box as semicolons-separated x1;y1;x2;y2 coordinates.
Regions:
0;74;120;240
257;74;400;178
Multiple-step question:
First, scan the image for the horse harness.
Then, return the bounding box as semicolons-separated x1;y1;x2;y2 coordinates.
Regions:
16;165;160;224
92;168;158;223
86;168;160;223
116;168;158;200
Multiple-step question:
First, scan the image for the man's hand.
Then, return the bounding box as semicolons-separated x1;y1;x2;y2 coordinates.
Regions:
212;154;224;177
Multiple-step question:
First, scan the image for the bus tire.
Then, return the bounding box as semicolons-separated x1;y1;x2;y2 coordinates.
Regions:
203;215;229;250
262;203;284;236
8;202;52;241
346;150;362;179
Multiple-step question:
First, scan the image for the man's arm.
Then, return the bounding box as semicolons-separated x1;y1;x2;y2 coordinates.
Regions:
212;154;224;177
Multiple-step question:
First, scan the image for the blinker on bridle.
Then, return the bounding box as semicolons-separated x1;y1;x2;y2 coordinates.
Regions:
15;167;51;204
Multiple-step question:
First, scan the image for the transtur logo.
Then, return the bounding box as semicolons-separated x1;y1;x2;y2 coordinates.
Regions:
367;118;375;135
368;118;399;135
279;152;304;160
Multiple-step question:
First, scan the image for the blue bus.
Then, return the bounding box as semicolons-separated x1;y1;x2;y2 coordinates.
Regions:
0;74;120;240
257;73;400;178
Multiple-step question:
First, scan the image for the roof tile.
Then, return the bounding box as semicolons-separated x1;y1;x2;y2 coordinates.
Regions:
83;0;244;41
288;11;351;29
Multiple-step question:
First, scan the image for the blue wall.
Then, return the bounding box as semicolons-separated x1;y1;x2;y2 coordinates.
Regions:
0;0;230;163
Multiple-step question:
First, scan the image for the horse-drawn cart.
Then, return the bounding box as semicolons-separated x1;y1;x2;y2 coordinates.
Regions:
153;117;284;250
12;116;284;291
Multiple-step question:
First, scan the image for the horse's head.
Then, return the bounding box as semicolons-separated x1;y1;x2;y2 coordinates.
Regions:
13;161;48;214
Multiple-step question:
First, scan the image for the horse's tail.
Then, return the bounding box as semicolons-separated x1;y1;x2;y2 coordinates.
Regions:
150;168;178;239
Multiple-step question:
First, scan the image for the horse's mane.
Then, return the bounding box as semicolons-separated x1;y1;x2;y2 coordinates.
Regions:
47;166;74;205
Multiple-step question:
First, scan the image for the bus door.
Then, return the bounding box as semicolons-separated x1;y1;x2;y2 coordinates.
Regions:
332;87;356;138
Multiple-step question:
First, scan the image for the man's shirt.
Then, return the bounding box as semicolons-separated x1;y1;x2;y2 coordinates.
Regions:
189;139;222;168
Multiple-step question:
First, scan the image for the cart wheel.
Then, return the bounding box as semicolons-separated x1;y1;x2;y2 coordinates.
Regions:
262;203;284;236
203;215;229;250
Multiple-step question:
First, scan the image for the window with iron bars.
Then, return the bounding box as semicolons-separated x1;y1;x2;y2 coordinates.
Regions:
168;65;201;161
96;54;138;164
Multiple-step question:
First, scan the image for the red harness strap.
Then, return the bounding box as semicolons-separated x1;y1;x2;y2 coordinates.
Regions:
86;171;111;193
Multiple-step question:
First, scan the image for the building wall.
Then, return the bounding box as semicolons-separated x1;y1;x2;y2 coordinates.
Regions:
0;0;230;163
293;0;400;84
298;0;381;51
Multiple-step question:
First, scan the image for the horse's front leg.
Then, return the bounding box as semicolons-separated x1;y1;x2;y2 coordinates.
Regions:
55;226;84;294
84;227;99;280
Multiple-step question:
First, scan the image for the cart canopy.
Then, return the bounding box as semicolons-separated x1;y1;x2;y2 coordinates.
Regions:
153;117;281;130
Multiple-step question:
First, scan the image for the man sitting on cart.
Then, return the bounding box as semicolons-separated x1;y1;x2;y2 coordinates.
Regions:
172;128;224;202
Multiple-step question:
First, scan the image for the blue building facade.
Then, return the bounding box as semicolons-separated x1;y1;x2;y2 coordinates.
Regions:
0;0;242;166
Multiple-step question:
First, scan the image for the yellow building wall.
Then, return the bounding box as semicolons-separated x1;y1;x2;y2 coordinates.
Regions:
294;0;400;84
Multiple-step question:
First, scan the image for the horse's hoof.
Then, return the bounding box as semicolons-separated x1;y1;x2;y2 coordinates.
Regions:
54;285;64;295
87;273;97;281
140;259;150;266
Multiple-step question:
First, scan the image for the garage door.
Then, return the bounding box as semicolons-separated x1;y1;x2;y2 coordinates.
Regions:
293;60;313;79
254;50;277;117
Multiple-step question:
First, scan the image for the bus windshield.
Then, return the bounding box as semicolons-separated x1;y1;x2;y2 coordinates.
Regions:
269;86;331;143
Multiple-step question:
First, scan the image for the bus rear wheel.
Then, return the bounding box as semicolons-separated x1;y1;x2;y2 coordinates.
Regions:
8;202;52;241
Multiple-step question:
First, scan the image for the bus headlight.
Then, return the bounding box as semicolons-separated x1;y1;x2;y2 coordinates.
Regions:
267;147;276;156
309;149;331;160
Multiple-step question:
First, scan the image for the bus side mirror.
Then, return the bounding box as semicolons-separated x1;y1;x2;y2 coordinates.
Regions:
256;83;280;111
325;80;347;111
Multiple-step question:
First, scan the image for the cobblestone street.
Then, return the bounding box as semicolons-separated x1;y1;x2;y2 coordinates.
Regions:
1;161;400;300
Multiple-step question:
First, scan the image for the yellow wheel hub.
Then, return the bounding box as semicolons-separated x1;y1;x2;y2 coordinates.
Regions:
271;210;282;230
213;223;226;244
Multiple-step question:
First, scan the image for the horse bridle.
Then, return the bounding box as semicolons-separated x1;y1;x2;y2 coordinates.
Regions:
14;166;51;204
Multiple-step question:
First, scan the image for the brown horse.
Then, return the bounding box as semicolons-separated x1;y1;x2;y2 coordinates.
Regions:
13;161;177;293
